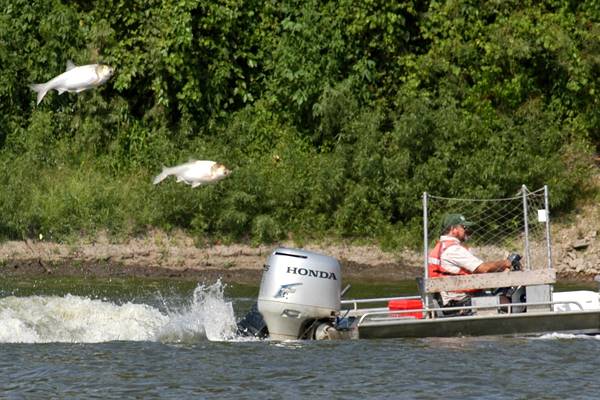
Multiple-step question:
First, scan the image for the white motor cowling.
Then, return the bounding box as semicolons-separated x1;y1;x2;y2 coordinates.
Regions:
257;247;341;340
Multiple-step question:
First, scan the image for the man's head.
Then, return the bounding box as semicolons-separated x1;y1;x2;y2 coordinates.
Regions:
441;213;474;241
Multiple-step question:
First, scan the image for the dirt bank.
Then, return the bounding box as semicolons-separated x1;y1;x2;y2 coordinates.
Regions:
0;219;598;284
0;235;423;284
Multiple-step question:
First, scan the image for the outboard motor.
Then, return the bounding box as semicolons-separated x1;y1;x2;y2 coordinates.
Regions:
236;303;269;339
257;247;341;340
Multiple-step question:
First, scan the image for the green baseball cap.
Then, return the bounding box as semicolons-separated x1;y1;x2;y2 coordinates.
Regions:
441;213;474;231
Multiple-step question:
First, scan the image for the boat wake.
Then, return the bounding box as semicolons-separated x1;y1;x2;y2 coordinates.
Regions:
0;280;244;344
534;332;600;340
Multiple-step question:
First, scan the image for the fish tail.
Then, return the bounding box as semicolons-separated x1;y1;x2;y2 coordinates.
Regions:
152;167;172;185
29;83;49;105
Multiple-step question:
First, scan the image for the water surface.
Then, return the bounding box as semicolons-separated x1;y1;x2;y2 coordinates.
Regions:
0;278;598;399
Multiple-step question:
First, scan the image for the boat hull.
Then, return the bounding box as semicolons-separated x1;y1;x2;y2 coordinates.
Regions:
357;310;600;339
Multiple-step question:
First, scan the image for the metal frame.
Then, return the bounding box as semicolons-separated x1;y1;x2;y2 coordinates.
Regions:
423;191;429;280
544;185;553;269
422;185;553;292
356;299;586;326
522;185;532;268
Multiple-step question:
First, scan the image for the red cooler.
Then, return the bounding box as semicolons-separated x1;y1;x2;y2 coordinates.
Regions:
388;298;424;319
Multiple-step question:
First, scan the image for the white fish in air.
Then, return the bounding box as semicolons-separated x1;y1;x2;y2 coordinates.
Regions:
153;160;231;188
29;60;115;105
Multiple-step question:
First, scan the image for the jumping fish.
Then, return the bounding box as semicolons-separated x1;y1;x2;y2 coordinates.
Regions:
152;160;231;188
29;60;114;105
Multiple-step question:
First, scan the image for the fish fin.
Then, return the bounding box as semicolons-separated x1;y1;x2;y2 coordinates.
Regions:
152;167;171;185
29;83;49;105
191;182;203;188
66;60;76;71
57;88;67;95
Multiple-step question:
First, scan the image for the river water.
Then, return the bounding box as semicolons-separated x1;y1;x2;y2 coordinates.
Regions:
0;278;599;399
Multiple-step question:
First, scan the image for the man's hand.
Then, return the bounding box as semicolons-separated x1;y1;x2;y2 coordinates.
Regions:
507;253;522;270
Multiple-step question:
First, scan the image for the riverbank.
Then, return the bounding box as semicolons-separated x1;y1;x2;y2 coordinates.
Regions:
0;219;598;284
0;233;423;284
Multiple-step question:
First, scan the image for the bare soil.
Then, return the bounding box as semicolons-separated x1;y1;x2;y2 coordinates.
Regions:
0;213;598;284
0;234;423;284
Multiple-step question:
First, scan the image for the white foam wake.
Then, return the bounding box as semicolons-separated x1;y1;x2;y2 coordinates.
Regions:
534;332;600;340
0;281;239;343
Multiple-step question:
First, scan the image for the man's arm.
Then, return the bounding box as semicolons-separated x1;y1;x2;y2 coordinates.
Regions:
474;259;511;273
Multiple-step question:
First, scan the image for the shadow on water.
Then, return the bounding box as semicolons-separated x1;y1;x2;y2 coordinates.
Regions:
0;276;595;302
0;277;257;302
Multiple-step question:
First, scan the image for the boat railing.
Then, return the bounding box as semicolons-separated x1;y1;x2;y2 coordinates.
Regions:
356;300;586;327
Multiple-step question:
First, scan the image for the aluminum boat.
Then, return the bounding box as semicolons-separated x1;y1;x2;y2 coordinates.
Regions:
237;186;600;340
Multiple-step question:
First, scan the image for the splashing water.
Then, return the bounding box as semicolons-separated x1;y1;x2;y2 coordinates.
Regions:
156;281;238;342
0;280;239;343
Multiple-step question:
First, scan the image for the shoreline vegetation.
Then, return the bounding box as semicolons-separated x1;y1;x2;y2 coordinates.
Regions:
2;3;599;287
2;2;599;255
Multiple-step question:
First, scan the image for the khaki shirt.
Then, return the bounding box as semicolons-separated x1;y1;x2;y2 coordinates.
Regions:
439;235;484;304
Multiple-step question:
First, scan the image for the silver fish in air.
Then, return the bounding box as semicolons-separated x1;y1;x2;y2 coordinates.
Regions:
29;60;114;105
153;160;231;188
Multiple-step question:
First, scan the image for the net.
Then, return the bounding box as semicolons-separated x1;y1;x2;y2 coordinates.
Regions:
424;186;552;273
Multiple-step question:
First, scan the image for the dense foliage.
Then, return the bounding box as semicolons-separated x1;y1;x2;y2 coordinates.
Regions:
0;0;598;248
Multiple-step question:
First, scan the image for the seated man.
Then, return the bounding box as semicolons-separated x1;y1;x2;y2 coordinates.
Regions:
428;213;511;314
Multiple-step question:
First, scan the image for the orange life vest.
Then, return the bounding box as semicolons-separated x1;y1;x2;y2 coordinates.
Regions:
427;240;478;293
